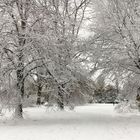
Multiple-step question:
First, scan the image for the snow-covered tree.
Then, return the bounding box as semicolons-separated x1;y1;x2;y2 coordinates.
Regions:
0;0;92;118
87;0;140;111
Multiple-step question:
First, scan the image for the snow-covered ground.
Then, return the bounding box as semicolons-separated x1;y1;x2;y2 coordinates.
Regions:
0;104;140;140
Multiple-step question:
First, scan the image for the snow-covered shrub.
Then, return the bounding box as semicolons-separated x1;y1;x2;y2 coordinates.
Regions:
92;77;118;103
114;100;138;113
115;76;140;113
44;102;64;112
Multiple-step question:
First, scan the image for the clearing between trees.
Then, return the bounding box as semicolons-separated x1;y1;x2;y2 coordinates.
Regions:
0;104;139;140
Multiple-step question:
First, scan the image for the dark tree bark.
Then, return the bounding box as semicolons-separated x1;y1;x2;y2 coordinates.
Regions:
36;83;42;105
136;87;140;112
15;102;23;119
14;1;27;118
57;87;64;110
15;48;24;119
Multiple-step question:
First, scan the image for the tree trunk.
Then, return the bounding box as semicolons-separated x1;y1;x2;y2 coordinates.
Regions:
36;83;42;105
15;11;26;118
136;88;140;112
11;0;29;119
15;93;23;119
15;104;23;119
57;88;64;110
138;104;140;112
15;50;24;118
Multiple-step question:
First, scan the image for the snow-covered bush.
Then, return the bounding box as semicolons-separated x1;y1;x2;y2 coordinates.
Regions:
92;77;118;103
114;100;138;113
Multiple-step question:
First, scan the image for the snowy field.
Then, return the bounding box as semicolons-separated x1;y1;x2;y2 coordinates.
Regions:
0;104;140;140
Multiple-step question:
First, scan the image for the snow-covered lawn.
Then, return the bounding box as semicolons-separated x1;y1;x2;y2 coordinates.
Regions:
0;104;140;140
